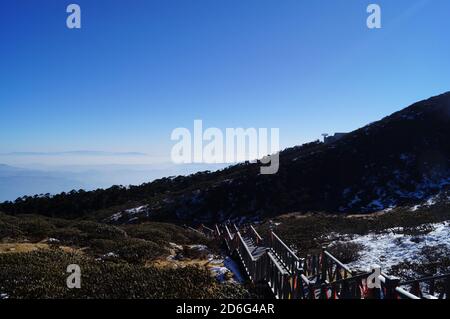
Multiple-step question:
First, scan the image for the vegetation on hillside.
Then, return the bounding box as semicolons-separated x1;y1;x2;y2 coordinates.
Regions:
256;204;450;255
0;250;248;299
0;213;246;299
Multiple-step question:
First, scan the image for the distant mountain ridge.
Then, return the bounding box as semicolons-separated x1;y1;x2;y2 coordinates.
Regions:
2;92;450;224
0;151;148;156
0;164;86;202
0;163;226;203
0;164;21;172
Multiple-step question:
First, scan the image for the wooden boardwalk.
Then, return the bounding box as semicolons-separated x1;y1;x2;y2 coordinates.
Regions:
196;223;450;300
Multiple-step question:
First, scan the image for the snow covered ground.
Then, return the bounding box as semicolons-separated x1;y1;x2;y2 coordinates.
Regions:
156;242;245;284
340;221;450;273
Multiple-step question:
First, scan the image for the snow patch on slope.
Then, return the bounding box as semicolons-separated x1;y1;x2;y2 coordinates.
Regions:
109;205;150;222
342;221;450;273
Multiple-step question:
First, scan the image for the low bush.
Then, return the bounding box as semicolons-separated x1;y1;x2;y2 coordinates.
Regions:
327;242;365;264
0;250;248;299
391;244;450;279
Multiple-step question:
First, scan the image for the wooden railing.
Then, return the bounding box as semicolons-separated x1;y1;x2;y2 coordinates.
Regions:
189;223;449;300
381;273;450;299
267;231;300;275
235;231;258;281
223;224;234;251
264;252;291;299
184;225;204;236
302;248;353;283
215;224;222;237
243;225;264;246
200;224;215;238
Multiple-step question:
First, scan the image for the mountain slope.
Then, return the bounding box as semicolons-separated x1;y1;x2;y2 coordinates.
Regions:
2;92;450;224
140;91;450;223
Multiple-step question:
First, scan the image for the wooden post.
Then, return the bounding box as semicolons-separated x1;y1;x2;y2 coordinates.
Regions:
412;281;422;299
445;276;450;300
364;265;382;299
340;278;350;299
309;282;316;299
292;268;302;299
384;276;400;299
321;247;328;284
283;273;291;299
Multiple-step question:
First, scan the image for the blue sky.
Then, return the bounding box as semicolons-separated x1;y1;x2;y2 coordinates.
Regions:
1;0;450;164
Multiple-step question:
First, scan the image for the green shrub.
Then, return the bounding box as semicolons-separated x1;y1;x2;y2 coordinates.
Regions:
0;250;248;299
72;221;127;240
123;222;207;245
327;242;365;264
90;238;167;263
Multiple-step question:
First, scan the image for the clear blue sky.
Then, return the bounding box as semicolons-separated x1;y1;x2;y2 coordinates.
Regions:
1;0;450;161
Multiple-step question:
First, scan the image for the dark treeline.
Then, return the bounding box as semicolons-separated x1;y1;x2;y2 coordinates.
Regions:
0;171;220;218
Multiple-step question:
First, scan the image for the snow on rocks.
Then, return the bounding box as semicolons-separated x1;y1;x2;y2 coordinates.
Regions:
169;242;183;251
156;243;245;284
189;244;209;252
209;264;230;282
125;205;149;215
409;191;450;211
209;256;245;284
109;205;150;223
